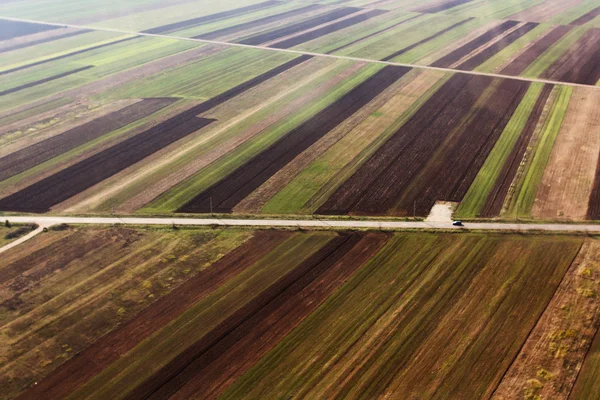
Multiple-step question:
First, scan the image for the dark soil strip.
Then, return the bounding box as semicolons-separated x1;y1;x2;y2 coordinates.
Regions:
238;7;361;45
0;65;93;96
317;73;478;215
0;98;176;182
142;1;281;35
542;28;600;84
587;158;600;219
178;65;410;213
16;231;291;400
349;75;498;216
194;4;323;40
125;233;382;400
500;26;572;76
431;20;519;68
418;0;475;13
146;233;390;400
327;14;423;54
1;29;89;53
381;18;473;61
188;54;313;115
270;9;388;49
0;19;59;41
0;36;137;76
457;22;539;71
143;1;282;34
0;115;214;213
0;232;80;286
481;84;553;217
571;6;600;25
396;79;530;216
0;55;312;212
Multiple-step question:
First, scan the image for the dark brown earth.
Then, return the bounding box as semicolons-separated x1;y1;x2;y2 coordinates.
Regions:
178;65;410;213
481;84;554;217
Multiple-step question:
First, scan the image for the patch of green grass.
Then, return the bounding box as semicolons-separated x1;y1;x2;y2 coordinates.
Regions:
474;24;553;73
261;70;450;214
456;83;545;218
522;25;589;78
508;85;573;218
393;18;486;65
67;231;335;400
144;62;385;212
100;59;353;212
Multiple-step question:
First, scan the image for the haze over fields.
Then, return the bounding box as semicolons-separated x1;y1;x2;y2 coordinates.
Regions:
1;0;600;399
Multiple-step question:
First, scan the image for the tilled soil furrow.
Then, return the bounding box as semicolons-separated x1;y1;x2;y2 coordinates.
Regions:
481;84;554;217
121;233;353;400
431;20;519;68
146;233;390;400
15;230;289;400
178;65;410;213
501;26;573;76
0;98;176;182
270;9;389;50
316;73;473;215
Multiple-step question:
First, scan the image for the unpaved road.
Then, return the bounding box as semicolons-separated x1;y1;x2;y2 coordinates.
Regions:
1;16;599;90
2;215;600;253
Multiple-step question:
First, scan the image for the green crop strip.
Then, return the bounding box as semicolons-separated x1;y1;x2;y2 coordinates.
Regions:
508;85;573;218
67;231;335;400
144;63;384;212
456;82;545;218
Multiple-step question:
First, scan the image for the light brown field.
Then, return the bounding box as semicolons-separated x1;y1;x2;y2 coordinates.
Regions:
532;87;600;220
493;239;600;400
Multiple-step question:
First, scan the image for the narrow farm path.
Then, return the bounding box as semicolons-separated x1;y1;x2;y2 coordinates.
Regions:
3;215;600;235
1;16;599;90
0;223;47;254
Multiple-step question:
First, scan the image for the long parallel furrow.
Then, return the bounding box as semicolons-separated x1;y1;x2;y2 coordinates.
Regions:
317;73;478;215
501;26;572;76
0;117;214;212
142;1;282;34
1;29;90;54
0;36;137;76
237;7;361;46
194;4;323;40
480;84;554;217
0;98;177;182
430;20;520;68
16;230;292;400
270;9;388;49
381;18;473;62
0;55;312;213
348;75;494;216
394;78;530;216
456;22;539;71
571;6;600;25
0;65;93;96
178;65;410;213
126;233;388;400
542;28;600;85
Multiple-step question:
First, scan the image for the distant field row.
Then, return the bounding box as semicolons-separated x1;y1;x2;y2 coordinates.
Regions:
1;226;599;399
0;29;599;220
2;0;600;86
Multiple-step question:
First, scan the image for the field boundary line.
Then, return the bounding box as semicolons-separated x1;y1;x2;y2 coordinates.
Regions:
1;16;599;90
